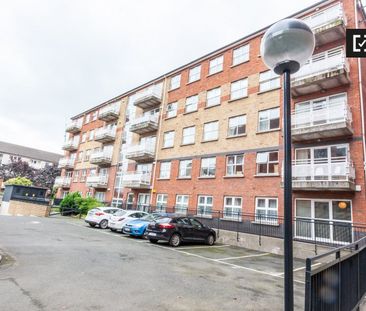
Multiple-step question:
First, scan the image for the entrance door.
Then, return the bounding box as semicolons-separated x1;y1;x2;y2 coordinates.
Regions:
137;193;150;212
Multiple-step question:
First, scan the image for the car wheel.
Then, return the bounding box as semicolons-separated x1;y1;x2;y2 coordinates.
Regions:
142;230;148;239
99;220;108;229
206;234;215;246
149;239;158;244
169;233;181;247
89;223;96;228
110;228;116;232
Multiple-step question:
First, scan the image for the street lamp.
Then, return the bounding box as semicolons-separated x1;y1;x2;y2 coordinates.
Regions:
260;18;315;311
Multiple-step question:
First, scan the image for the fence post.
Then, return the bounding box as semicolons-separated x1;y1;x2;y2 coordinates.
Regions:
259;213;262;246
304;258;312;311
217;211;220;239
237;212;239;242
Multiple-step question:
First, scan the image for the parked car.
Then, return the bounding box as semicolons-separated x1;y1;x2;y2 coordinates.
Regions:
122;213;169;237
84;207;121;229
146;216;216;247
108;210;149;232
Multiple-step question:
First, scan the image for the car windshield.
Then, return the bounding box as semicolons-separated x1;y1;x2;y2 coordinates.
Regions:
155;217;172;224
114;210;126;216
141;215;155;221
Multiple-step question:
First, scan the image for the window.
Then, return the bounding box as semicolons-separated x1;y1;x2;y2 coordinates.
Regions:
200;157;216;177
259;70;280;92
197;195;213;217
178;159;192;178
256;151;279;175
175;195;189;214
230;78;248;100
81;169;87;182
255;198;278;224
78;151;83;162
156;194;168;212
258;107;280;132
226;154;244;176
188;65;201;83
166;102;177;118
233;44;249;65
223;196;242;219
81;132;87;143
73;170;79;182
159;162;171;179
92;112;97;121
86;191;92;197
85;114;90;124
228;115;246;137
95;192;105;202
206;87;221;107
84;149;91;161
89;129;94;140
203;121;219;141
185;95;198;113
170;74;181;90
209;55;224;75
182;126;195;145
163;131;175;148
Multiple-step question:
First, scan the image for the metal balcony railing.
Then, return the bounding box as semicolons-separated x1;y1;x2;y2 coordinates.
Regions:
94;127;116;142
86;175;108;187
303;3;344;30
62;139;79;151
58;157;75;169
121;172;151;188
134;89;162;109
65;120;82;133
130;114;159;127
89;151;113;164
98;103;120;121
54;176;71;187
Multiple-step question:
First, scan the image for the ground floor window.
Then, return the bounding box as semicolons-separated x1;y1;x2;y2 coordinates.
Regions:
111;198;123;208
255;197;278;224
137;193;150;212
62;191;69;198
175;195;189;214
197;195;213;217
223;196;242;220
156;194;168;212
295;199;352;244
95;192;105;202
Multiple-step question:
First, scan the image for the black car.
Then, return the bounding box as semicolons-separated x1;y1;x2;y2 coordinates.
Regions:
146;216;216;247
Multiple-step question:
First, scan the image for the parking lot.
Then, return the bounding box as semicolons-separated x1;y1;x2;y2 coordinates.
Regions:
0;215;305;310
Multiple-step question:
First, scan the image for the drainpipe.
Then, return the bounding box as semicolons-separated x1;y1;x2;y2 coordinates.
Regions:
149;77;168;206
355;0;366;178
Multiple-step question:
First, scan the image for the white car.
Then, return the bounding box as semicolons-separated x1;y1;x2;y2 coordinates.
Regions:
85;207;121;229
108;210;149;232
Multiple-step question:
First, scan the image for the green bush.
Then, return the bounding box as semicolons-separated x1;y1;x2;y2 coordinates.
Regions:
5;177;33;186
60;192;103;215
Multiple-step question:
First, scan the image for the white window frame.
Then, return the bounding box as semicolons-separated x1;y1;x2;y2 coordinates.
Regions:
209;55;224;75
166;102;177;119
203;121;219;142
259;70;280;92
159;161;171;179
175;195;189;214
223;196;242;220
73;170;79;182
185;95;198;113
232;44;250;66
228;115;246;137
226;154;244;176
170;74;181;90
255;197;278;224
200;157;216;177
178;159;192;178
156;194;168;212
197;195;213;217
258;107;280;132
163;131;175;148
206;87;221;107
230;78;248;100
188;65;201;83
182;126;196;145
256;151;279;175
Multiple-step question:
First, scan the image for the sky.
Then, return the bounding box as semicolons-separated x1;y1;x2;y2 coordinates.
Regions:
0;0;320;154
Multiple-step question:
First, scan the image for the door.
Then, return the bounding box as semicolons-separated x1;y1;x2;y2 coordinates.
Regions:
176;217;194;240
137;193;150;212
189;218;208;241
126;193;134;209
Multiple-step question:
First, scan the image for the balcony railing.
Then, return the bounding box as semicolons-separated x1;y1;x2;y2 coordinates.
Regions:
125;144;155;162
62;139;79;151
94;127;116;143
54;176;71;188
58;157;75;169
121;172;151;189
291;48;349;96
291;97;353;141
65;120;82;133
89;151;113;166
129;114;159;134
86;175;108;189
134;90;162;109
98;103;120;121
291;157;356;191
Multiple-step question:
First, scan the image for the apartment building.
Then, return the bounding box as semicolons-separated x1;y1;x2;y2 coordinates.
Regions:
56;0;366;244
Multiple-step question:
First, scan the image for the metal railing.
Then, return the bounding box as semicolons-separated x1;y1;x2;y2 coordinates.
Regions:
94;127;116;140
54;176;71;187
305;236;366;311
89;151;113;162
65;119;82;132
130;114;159;127
121;172;151;187
58;157;75;168
99;103;120;117
85;175;108;187
303;3;344;30
125;143;155;157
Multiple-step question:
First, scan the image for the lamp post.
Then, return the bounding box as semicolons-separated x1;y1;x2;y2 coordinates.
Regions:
260;19;315;311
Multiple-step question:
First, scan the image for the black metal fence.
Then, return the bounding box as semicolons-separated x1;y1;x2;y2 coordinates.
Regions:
305;236;366;311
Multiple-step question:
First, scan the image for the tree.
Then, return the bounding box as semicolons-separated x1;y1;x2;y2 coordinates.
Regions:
5;177;33;186
0;160;35;181
33;165;60;189
60;192;103;215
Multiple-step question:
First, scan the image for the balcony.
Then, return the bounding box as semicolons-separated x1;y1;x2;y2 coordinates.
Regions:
134;90;162;109
58;157;75;170
125;144;155;162
65;120;82;134
94;127;116;143
303;3;346;46
86;175;108;189
89;151;113;166
98;103;120;122
130;114;159;134
291;158;355;191
292;97;353;142
121;172;151;189
54;176;71;188
62;139;79;151
291;48;350;96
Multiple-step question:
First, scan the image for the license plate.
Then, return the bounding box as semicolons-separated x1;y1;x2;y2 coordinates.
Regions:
124;228;130;232
149;232;157;236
